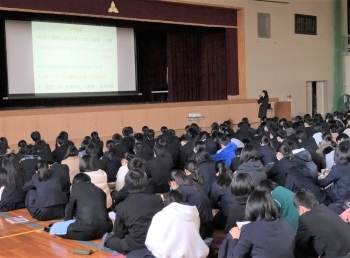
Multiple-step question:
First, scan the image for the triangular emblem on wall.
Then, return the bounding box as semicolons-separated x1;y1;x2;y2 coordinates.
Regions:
108;1;119;13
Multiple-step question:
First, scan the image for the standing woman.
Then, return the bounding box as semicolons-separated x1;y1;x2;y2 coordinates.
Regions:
23;161;67;221
0;154;27;211
257;90;269;120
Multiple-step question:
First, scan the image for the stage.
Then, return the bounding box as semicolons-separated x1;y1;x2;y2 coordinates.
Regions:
0;98;291;147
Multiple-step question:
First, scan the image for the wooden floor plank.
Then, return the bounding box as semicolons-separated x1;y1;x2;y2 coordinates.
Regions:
0;209;121;258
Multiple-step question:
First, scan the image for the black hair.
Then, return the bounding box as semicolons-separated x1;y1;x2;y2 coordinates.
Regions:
153;145;166;156
184;160;204;185
123;152;135;162
293;188;319;209
240;145;258;164
85;143;98;157
220;135;230;147
0;144;6;155
211;122;219;131
313;123;323;133
276;144;294;161
0;137;9;149
195;148;211;162
112;133;122;144
295;130;307;141
36;161;50;182
31;131;41;142
169;170;199;191
56;135;65;146
285;140;298;151
230;172;255;196
104;140;116;160
35;140;47;153
305;117;313;126
322;132;333;142
59;131;69;143
25;144;36;155
134;142;144;154
166;190;184;206
0;153;26;189
256;179;278;192
146;129;155;140
91;131;100;141
79;155;98;172
80;139;90;150
133;133;144;143
160;126;168;134
260;136;270;145
63;145;79;160
142;126;149;134
336;133;349;143
245;190;279;222
261;90;269;99
235;147;243;157
124;169;148;194
72;173;91;184
276;129;287;140
18;140;27;154
122;127;131;137
216;162;233;190
334;145;350;165
199;131;210;141
128;157;146;171
194;141;206;152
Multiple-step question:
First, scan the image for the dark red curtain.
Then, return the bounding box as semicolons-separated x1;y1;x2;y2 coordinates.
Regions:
167;29;228;102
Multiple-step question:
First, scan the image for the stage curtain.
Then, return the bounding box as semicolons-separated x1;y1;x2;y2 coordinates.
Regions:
167;29;228;102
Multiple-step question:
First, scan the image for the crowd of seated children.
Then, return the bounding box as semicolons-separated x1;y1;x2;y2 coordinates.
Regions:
1;110;350;257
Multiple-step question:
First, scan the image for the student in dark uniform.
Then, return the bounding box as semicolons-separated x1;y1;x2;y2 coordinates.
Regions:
50;173;113;240
0;154;27;211
102;170;164;255
257;90;269;121
19;144;41;182
23;161;67;221
51;134;74;164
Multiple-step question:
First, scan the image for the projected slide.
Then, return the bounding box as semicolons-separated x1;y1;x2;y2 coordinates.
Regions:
31;22;119;94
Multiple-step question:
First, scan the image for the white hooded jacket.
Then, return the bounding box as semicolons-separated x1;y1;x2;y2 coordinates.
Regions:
145;202;209;258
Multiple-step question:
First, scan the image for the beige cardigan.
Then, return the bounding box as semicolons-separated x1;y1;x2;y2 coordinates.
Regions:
61;156;80;183
84;170;112;208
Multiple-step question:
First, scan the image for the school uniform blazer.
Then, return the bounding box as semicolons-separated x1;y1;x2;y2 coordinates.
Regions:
113;193;164;251
229;157;241;172
121;136;135;153
204;138;218;155
101;153;122;182
0;186;26;205
50;163;71;195
23;172;67;208
319;163;350;204
224;195;248;234
51;141;74;164
176;185;212;224
197;159;216;193
210;182;234;217
267;157;296;186
84;170;112;208
237;160;267;186
115;143;128;158
164;137;181;167
257;144;277;165
295;204;350;258
219;218;295;258
145;155;173;193
65;181;113;233
180;140;194;168
19;156;41;182
304;127;315;138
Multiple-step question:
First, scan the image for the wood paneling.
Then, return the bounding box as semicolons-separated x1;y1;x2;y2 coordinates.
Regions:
3;116;38;145
67;112;97;139
121;109;148;133
146;108;170;132
96;111;123;137
37;114;69;142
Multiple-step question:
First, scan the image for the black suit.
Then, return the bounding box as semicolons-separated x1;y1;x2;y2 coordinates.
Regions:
295;204;350;258
23;172;67;221
104;193;164;255
61;181;113;240
145;155;173;193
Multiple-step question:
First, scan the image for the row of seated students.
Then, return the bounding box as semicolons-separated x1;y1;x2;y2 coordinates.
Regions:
0;112;349;257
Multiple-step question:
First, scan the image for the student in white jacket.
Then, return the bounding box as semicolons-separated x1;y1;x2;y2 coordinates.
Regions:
127;190;209;258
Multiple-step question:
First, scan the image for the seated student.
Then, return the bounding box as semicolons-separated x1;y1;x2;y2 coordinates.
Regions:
184;160;208;194
127;190;209;258
35;140;53;164
211;136;237;166
267;144;297;186
257;179;299;233
224;173;255;233
160;131;181;167
79;155;112;208
234;122;252;142
319;145;350;206
61;145;80;183
121;127;135;153
0;154;27;212
31;131;51;153
49;173;113;240
133;133;154;159
169;170;213;239
199;131;218;155
219;190;295;258
211;162;234;230
101;170;164;255
230;147;242;172
304;117;315;138
187;140;206;162
133;142;152;161
236;145;266;186
115;152;134;191
19;144;41;182
100;140;122;183
145;146;173;193
179;128;197;168
143;129;156;150
90;131;104;158
286;141;318;182
23;161;67;221
257;136;277;166
78;139;89;158
312;122;323;147
85;143;106;171
112;133;129;158
51;132;74;163
0;137;11;155
16;140;27;161
293;189;350;258
195;148;216;194
316;133;336;168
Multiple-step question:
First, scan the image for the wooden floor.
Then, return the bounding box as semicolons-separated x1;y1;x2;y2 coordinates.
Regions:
0;209;122;258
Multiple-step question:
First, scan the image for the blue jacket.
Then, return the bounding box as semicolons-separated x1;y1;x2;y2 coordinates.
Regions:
211;142;237;166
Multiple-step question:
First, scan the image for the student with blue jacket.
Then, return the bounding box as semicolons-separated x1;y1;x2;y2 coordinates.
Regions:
211;136;237;166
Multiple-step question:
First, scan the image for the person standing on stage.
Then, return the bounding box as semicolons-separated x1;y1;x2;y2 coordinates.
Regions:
258;90;269;120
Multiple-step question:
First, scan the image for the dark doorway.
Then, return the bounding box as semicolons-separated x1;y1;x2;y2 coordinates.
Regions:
312;81;317;117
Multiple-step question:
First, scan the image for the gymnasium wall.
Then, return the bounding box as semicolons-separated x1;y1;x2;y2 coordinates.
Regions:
186;0;334;116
